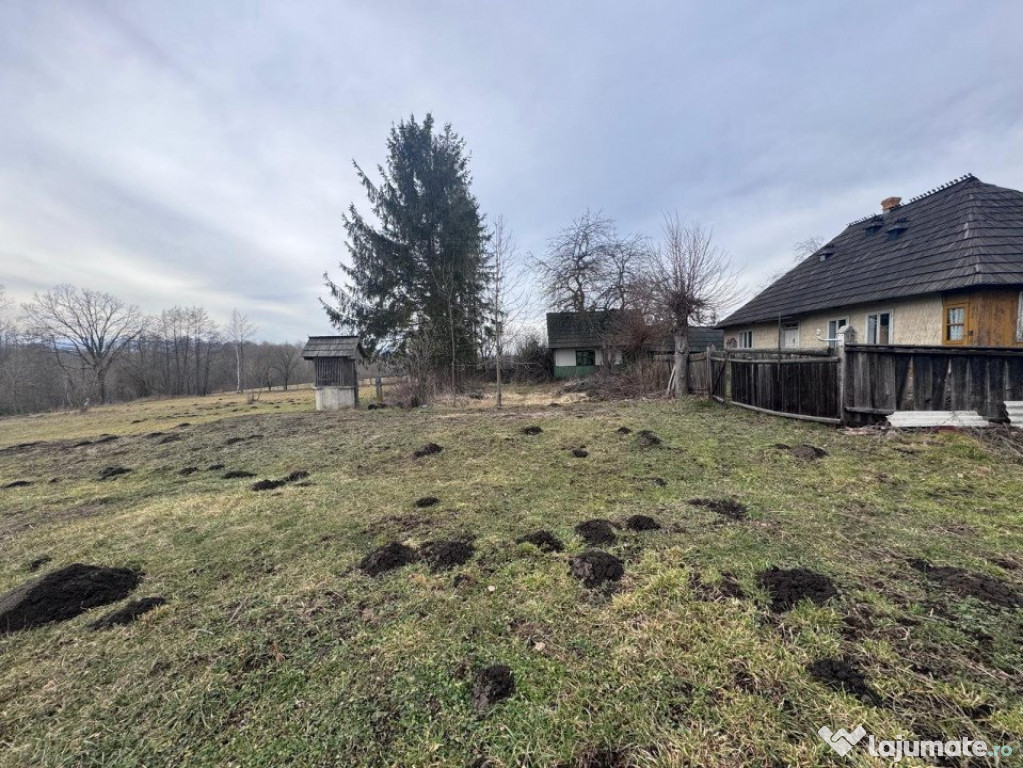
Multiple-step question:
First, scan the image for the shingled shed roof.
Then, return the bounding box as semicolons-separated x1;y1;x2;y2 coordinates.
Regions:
720;175;1023;327
302;336;365;359
546;311;626;348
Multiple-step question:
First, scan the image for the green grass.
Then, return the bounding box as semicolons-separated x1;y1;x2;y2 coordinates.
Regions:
1;387;1021;767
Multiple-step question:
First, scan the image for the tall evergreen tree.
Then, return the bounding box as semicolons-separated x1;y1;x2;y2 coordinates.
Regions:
323;114;490;385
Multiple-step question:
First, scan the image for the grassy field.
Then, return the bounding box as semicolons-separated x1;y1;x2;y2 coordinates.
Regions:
1;386;1021;767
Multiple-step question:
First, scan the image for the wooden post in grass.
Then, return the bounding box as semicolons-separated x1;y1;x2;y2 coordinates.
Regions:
375;377;383;404
706;345;716;402
836;325;854;425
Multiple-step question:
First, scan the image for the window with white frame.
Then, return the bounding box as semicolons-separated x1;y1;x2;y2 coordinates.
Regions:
1017;291;1023;341
866;311;893;344
827;318;849;348
738;330;753;349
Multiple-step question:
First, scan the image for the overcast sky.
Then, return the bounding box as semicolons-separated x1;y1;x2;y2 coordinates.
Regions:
2;0;1022;341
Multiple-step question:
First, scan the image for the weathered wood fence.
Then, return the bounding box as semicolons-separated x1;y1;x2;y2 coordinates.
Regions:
705;342;1023;425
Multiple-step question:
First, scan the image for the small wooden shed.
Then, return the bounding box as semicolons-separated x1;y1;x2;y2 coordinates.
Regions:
302;336;366;410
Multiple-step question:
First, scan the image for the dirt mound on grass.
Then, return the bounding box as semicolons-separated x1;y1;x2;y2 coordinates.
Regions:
790;444;828;461
757;567;837;612
689;498;747;521
0;564;142;634
635;430;661;448
472;664;515;714
516;530;564;552
570;551;624;588
909;560;1022;609
252;470;310;492
207;463;225;471
615;427;633;435
520;426;543;435
98;466;131;481
413;443;443;458
359;542;418;576
807;658;880;705
571;448;589;458
415;496;440;508
4;480;32;489
625;514;661;531
179;467;200;476
222;470;256;479
158;434;181;445
420;540;475;571
692;572;746;601
285;470;309;482
575;519;616;546
88;597;167;630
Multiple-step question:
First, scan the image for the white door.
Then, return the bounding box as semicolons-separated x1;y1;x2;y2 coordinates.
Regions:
782;324;800;349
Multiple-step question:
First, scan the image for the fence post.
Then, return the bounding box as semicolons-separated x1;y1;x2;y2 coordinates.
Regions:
706;345;715;401
836;326;855;425
725;349;732;405
375;377;383;404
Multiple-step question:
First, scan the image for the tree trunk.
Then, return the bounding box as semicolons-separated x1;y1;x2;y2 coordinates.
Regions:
448;291;456;405
495;330;503;409
672;329;688;398
235;345;242;393
97;366;107;404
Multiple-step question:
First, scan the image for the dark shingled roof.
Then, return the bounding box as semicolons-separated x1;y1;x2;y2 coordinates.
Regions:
302;336;365;359
720;175;1023;327
546;311;626;348
547;311;723;352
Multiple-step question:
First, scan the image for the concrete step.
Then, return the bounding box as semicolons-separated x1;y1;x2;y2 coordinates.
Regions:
1007;401;1023;429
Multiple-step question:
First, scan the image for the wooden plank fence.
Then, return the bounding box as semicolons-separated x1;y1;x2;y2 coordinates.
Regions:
705;342;1023;425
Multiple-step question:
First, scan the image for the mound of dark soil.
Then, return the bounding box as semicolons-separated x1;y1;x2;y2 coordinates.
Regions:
98;466;131;481
4;480;32;489
649;477;667;487
689;498;747;521
910;560;1022;609
790;444;828;461
625;514;661;531
570;551;625;588
575;519;616;546
0;564;142;634
772;443;791;450
557;748;629;768
367;402;387;410
94;435;119;444
252;478;285;491
179;467;200;476
207;463;225;471
807;658;880;705
158;434;182;445
615;427;633;435
285;470;309;483
225;437;245;446
222;470;256;479
757;567;837;612
420;540;475;571
571;448;589;458
88;597;167;630
635;430;661;448
359;542;418;576
176;422;190;428
413;443;443;458
472;665;515;714
27;556;52;572
415;496;440;508
147;432;165;438
516;530;564;552
521;426;543;435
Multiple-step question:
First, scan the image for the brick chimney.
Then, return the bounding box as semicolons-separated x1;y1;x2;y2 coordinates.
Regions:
881;196;902;213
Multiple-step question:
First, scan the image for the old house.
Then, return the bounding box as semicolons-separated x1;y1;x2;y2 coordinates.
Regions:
719;175;1023;349
302;336;365;410
546;311;723;379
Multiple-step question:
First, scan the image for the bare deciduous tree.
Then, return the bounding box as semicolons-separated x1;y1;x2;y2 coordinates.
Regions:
271;342;304;391
228;309;255;393
22;285;147;404
487;216;526;409
644;214;743;397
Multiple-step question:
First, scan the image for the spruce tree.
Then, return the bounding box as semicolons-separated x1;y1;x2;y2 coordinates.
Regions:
323;114;490;387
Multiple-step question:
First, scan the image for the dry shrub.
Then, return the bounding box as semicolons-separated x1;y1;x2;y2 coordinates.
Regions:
586;361;669;400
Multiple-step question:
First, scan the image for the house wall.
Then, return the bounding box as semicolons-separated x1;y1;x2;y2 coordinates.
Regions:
552;347;623;378
722;294;945;349
946;288;1023;347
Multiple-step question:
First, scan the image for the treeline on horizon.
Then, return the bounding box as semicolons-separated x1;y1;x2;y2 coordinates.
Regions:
0;285;312;416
